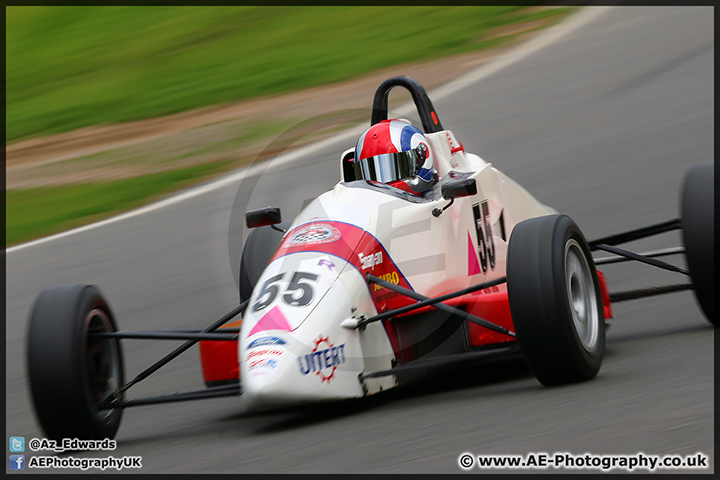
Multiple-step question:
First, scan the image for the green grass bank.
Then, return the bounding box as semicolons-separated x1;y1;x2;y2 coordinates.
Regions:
6;6;576;247
7;6;570;142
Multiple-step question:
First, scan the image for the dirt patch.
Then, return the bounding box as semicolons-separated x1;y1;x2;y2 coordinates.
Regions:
482;18;555;41
6;11;571;189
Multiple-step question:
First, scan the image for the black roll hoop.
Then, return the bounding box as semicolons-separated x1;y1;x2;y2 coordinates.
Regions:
371;76;444;134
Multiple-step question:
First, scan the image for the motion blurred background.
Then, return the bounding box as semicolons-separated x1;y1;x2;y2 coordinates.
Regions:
6;5;713;474
6;5;573;246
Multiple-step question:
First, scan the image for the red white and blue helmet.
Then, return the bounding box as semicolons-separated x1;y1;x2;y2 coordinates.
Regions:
353;119;436;195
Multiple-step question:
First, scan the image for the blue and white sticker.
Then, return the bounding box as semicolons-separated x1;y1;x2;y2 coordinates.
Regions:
248;336;287;348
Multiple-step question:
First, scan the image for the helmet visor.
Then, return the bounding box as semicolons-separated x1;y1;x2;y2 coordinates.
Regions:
353;147;424;184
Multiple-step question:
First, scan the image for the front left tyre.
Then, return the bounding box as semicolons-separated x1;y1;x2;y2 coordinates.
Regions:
507;214;605;386
27;284;124;440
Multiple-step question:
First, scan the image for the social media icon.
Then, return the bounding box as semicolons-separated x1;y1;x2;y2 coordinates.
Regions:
9;437;24;453
9;455;25;470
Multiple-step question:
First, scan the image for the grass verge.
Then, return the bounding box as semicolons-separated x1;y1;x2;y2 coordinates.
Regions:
7;6;574;142
6;161;234;246
6;6;577;247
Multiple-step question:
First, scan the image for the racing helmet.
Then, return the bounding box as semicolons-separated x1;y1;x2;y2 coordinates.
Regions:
353;119;436;195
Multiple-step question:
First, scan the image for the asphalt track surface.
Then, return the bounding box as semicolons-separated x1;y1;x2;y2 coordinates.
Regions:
6;6;714;474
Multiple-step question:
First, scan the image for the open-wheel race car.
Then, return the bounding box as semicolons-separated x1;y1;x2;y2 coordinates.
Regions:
27;76;714;440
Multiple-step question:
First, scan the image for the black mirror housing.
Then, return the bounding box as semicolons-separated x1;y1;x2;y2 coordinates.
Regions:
341;148;356;182
246;207;282;229
441;178;477;200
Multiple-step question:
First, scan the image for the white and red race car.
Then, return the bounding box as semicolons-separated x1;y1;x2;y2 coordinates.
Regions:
27;76;714;440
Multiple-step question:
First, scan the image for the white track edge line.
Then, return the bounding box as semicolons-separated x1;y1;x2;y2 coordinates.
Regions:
6;6;612;255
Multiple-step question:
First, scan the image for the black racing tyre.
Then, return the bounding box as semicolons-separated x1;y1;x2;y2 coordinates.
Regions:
507;214;605;386
239;222;290;302
27;284;124;440
680;163;715;324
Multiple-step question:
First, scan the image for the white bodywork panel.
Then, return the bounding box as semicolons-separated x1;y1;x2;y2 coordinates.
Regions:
240;129;556;409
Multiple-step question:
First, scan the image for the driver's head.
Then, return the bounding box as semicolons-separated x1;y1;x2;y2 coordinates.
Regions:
353;119;436;195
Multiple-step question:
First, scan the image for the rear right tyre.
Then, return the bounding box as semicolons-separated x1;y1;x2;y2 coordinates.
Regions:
680;163;715;324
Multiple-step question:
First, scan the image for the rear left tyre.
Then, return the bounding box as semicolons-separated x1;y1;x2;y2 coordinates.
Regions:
27;284;124;440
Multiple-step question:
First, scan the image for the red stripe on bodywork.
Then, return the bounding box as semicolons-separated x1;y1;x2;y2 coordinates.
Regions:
271;221;363;264
272;221;416;315
272;221;418;361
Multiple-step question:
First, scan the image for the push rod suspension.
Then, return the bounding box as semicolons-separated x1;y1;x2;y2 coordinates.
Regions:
91;331;239;341
609;283;693;303
593;243;689;275
360;276;508;326
100;300;247;405
588;219;681;249
594;246;684;265
365;274;514;337
102;384;240;409
359;344;521;380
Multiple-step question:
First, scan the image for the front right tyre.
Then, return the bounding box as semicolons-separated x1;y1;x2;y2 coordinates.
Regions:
27;284;124;440
239;222;290;303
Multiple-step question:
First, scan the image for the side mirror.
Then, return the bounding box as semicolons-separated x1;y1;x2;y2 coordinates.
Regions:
341;148;356;182
246;207;282;229
433;178;477;218
441;178;477;200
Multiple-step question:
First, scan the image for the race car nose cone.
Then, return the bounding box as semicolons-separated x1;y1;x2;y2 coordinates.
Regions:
239;335;365;412
239;262;367;411
239;357;345;412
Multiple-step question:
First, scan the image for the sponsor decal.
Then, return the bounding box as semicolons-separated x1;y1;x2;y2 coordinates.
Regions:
296;335;346;384
317;259;335;270
372;271;400;291
288;223;341;246
446;132;465;167
247;336;286;348
446;132;464;154
358;251;383;270
480;285;501;294
248;358;278;375
246;349;283;361
374;289;401;303
270;220;415;316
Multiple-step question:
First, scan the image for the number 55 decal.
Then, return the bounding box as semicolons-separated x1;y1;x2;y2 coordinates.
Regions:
472;200;495;272
253;271;319;312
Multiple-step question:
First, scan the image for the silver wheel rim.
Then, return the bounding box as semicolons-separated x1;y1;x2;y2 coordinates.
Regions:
565;239;599;353
83;308;122;421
